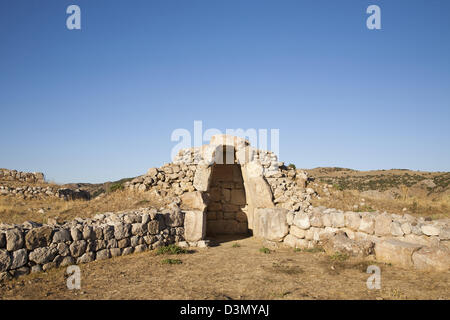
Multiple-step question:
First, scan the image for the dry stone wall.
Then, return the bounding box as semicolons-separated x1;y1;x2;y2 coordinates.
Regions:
0;185;90;200
255;206;450;271
0;169;45;183
0;207;185;281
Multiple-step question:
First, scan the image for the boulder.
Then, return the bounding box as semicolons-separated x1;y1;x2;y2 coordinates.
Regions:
344;212;361;230
421;224;440;236
283;234;309;249
114;223;132;240
412;246;450;272
6;228;24;251
10;249;28;269
29;247;58;264
293;212;310;230
193;165;211;192
52;229;71;243
25;226;54;250
321;231;374;258
180;191;209;211
375;239;422;268
0;249;11;272
330;211;345;228
253;208;289;241
69;240;87;258
374;214;392;236
184;211;206;242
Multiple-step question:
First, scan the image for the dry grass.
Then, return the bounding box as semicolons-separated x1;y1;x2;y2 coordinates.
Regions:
0;190;166;225
1;236;448;300
312;188;450;220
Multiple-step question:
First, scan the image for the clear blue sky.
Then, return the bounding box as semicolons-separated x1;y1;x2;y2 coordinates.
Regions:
1;0;449;183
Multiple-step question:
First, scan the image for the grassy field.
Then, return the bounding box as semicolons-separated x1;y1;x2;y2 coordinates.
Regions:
305;168;450;220
1;236;448;300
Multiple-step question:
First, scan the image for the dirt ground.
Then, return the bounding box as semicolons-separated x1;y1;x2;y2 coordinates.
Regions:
1;236;448;300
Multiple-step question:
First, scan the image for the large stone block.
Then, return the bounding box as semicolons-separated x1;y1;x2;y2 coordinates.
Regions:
6;228;24;251
375;239;422;268
10;249;28;269
180;191;209;212
321;231;374;258
293;212;310;230
344;212;361;230
374;214;392;236
29;247;58;265
254;208;289;241
0;249;11;272
25;226;54;250
193;165;212;192
184;211;206;242
283;234;309;249
412;247;450;272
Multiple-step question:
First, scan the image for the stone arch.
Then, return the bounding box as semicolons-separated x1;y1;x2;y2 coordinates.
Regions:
183;135;274;242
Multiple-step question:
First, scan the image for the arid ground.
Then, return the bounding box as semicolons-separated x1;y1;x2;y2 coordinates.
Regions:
0;235;448;300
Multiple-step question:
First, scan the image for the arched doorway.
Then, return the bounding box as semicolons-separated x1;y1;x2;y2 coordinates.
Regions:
205;162;249;237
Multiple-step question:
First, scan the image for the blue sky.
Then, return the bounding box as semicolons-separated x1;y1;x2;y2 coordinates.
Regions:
0;0;449;183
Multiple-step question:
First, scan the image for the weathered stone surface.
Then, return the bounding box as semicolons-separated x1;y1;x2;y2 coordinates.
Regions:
254;208;289;241
52;229;71;243
310;212;323;228
10;249;28;269
184;211;206;242
25;226;53;250
114;223;131;240
321;231;374;258
375;239;422;268
29;247;58;264
82;226;96;240
374;214;392;236
391;222;404;236
290;225;306;239
59;256;75;267
103;225;115;240
164;211;184;227
57;242;70;256
344;212;361;230
293;212;310;230
131;223;145;236
70;227;82;241
77;252;95;264
122;247;134;256
0;249;11;272
110;248;122;257
412;246;450;272
283;234;309;248
6;228;24;251
421;224;440;236
69;240;87;258
180;191;209;211
330;211;345;228
193;165;211;191
96;249;111;260
0;232;5;248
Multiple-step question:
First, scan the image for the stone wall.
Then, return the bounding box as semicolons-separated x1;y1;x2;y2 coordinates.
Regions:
206;164;248;235
0;207;185;281
0;169;45;184
0;185;90;201
254;206;450;271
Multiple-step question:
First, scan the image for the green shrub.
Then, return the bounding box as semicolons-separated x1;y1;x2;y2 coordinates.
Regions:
288;163;296;170
156;244;188;255
259;247;271;254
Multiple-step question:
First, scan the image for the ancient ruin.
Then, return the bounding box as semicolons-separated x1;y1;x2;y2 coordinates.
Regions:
1;135;449;281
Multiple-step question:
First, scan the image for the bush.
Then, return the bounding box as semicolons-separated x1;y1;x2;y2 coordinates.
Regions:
156;244;188;255
259;247;271;254
288;163;296;170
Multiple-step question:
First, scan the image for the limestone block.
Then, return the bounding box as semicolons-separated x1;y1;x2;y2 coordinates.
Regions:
180;191;209;212
375;239;422;268
412;246;450;272
184;211;206;242
254;208;289;241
